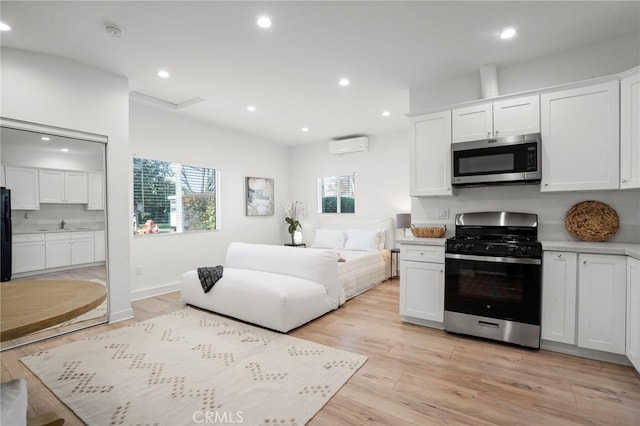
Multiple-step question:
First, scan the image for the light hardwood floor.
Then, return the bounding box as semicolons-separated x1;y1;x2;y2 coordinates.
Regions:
2;279;639;425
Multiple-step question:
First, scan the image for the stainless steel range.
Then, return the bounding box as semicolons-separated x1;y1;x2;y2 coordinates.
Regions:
444;212;542;348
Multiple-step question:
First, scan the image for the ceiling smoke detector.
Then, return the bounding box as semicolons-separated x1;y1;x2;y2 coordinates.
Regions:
105;24;123;37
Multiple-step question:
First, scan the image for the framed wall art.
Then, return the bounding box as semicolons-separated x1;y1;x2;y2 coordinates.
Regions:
245;177;274;216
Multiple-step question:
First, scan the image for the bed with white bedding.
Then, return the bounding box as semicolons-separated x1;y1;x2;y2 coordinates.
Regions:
307;218;393;305
335;249;390;304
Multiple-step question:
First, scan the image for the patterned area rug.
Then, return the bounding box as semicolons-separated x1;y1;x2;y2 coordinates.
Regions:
21;308;366;425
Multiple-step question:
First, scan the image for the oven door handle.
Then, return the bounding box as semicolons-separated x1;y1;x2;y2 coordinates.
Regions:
445;253;541;265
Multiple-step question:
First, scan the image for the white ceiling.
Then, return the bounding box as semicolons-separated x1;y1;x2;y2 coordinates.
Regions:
1;1;639;146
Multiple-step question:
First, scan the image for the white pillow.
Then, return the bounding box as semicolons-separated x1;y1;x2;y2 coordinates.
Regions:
344;229;380;251
311;229;345;249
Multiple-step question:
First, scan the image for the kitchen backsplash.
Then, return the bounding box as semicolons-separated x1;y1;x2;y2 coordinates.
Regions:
413;185;640;243
12;204;105;232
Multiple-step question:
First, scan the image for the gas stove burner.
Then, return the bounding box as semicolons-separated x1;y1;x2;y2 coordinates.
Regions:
446;212;542;259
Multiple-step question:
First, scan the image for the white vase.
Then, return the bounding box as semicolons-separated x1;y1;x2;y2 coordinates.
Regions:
293;230;303;244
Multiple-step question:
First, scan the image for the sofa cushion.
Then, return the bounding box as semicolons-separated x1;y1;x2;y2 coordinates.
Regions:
225;242;340;307
181;268;333;332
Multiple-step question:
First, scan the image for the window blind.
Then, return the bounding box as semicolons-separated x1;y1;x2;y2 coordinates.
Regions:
133;158;217;234
318;174;355;213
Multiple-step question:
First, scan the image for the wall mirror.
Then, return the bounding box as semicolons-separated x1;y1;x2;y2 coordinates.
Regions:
0;122;108;350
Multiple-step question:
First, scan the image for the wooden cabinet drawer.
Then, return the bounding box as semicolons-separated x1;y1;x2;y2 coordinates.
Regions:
45;232;71;241
71;231;94;240
401;245;444;263
13;233;45;243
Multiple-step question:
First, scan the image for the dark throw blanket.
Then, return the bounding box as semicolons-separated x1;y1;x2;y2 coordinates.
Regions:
197;265;224;293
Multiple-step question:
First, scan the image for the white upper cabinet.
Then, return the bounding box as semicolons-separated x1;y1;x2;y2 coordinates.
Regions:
409;111;453;196
540;81;620;192
452;95;540;143
493;96;540;138
39;169;88;204
87;172;104;210
4;166;40;210
620;70;640;189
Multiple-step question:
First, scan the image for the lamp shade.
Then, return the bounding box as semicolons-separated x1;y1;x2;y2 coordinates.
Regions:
396;213;412;229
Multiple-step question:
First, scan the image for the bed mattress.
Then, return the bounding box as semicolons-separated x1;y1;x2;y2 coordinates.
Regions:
333;249;390;304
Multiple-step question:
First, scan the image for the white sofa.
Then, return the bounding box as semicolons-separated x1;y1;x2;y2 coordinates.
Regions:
181;242;340;332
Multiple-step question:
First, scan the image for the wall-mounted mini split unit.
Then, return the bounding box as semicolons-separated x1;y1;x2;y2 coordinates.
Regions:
329;136;369;155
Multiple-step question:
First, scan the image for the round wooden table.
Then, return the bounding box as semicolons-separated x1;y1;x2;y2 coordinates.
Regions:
0;280;107;342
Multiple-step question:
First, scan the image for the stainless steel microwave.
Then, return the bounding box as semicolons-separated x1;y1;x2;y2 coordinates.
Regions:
451;133;541;187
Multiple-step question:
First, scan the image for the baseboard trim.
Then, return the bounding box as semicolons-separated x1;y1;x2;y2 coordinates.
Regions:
109;309;134;324
540;340;631;366
130;282;181;302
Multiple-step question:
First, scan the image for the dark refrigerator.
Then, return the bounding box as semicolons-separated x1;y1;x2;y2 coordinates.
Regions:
1;187;11;281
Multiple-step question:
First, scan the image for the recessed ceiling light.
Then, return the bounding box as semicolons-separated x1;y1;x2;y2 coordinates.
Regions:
257;16;272;29
500;27;517;40
301;127;309;132
247;105;256;112
381;111;391;117
0;22;11;32
157;70;170;78
61;148;69;152
339;78;350;87
41;136;50;141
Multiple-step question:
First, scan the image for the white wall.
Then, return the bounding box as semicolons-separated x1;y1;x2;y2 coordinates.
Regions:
1;47;132;322
288;130;410;243
129;101;290;298
410;35;640;112
412;186;640;243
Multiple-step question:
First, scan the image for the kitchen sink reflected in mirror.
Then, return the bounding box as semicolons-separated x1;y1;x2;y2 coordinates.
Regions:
0;124;108;351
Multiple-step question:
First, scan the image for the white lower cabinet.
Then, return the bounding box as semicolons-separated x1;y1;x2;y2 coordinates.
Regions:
12;234;45;273
542;251;627;356
399;245;445;323
71;231;95;265
542;251;577;344
45;232;72;269
626;257;640;371
577;254;627;354
94;230;106;262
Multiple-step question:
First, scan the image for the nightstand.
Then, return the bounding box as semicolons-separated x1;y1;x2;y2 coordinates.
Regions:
284;243;306;248
390;248;400;278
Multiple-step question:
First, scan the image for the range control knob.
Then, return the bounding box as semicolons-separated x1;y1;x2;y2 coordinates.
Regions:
465;244;474;252
454;243;463;251
508;246;517;254
485;245;493;252
520;246;530;254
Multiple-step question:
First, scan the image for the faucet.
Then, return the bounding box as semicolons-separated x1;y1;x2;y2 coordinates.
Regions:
60;219;66;230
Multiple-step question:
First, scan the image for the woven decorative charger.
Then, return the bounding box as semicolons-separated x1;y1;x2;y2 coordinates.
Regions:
565;201;619;242
411;225;447;238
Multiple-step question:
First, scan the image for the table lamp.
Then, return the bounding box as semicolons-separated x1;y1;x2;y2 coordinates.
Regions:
396;213;412;238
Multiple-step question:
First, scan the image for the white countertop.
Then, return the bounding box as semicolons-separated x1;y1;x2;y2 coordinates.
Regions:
13;226;105;235
397;237;639;259
542;240;640;260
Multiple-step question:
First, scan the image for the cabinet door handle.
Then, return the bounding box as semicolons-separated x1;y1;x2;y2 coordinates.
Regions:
622;179;628;183
494;130;499;137
583;260;588;264
439;269;443;273
557;254;563;259
487;131;491;138
544;183;548;187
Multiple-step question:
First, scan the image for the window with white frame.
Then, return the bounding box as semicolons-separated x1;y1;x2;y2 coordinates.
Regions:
318;174;355;213
133;157;218;234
